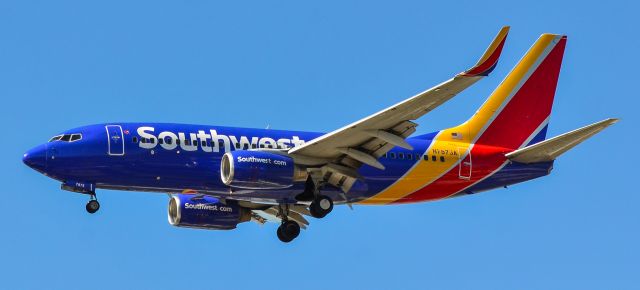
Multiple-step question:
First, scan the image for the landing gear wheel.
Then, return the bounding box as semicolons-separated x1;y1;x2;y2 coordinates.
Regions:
86;199;100;214
277;220;300;243
309;195;333;219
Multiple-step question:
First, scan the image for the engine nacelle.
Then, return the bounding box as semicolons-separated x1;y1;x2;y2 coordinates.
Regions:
168;194;250;230
221;150;304;189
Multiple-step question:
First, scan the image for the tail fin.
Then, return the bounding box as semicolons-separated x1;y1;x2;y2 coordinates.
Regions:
452;33;567;149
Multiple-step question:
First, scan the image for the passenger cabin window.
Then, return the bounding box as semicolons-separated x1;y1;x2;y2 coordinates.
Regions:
398;153;404;159
440;156;445;162
407;154;413;160
132;137;138;143
431;155;436;162
389;152;396;159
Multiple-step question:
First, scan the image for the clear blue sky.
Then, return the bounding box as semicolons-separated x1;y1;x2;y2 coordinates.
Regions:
1;1;637;289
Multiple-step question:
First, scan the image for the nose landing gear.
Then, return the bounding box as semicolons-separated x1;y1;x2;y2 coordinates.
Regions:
86;194;100;214
59;181;101;214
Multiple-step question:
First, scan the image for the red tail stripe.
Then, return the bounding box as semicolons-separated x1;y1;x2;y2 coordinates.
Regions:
463;37;508;76
476;37;566;149
395;37;567;203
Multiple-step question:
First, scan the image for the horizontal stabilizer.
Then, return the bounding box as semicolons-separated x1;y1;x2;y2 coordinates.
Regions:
505;118;619;164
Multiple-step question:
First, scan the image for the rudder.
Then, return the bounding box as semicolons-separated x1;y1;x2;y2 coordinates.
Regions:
455;34;567;149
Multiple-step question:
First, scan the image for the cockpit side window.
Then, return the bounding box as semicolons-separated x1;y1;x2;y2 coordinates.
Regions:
49;133;83;142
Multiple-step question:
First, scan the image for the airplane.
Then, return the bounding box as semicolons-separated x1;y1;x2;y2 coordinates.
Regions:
22;26;618;243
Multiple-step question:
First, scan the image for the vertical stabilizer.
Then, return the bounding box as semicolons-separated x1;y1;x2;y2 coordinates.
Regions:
450;34;567;149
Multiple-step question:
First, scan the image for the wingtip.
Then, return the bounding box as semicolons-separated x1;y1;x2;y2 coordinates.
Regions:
461;26;510;77
541;33;567;38
591;118;619;128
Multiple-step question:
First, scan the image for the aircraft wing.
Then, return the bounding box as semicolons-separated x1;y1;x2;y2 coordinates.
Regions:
288;26;509;192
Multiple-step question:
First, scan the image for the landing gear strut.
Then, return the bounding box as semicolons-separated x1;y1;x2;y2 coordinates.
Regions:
86;193;100;214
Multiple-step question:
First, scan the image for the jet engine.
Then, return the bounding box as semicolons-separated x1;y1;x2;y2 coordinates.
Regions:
168;194;251;230
220;150;306;189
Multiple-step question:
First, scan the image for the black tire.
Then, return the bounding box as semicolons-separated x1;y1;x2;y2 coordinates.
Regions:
86;200;100;214
277;227;287;242
277;220;300;243
309;195;333;218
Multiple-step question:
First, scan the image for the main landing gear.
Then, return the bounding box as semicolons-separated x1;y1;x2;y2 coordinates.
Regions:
85;193;100;214
275;195;333;243
309;195;333;218
276;205;301;243
297;176;334;219
277;220;300;243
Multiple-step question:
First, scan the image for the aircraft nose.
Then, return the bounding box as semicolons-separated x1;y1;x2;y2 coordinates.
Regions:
23;144;47;172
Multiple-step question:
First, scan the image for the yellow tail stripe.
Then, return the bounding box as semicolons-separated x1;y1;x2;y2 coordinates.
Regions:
359;34;558;205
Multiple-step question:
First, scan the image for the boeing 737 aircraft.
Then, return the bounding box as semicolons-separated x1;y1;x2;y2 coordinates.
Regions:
23;27;618;242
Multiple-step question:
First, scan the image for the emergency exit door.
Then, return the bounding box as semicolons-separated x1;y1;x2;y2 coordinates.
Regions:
458;147;472;180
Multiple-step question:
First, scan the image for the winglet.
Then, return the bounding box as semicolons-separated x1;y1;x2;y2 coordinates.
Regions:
461;26;510;77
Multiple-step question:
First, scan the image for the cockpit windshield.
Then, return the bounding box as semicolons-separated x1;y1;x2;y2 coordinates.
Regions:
49;135;62;142
49;134;82;142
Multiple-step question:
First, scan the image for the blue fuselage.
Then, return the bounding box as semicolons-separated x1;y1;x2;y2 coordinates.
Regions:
23;123;552;204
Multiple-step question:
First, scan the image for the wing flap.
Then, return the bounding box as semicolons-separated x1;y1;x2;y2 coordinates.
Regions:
258;207;310;229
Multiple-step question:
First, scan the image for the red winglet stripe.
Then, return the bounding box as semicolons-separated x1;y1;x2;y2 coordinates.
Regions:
462;35;507;76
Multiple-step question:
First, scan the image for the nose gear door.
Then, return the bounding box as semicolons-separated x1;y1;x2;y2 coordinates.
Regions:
106;125;125;156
